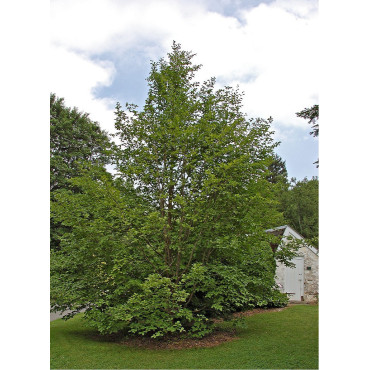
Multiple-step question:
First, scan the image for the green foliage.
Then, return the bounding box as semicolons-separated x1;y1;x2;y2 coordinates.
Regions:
274;235;302;268
279;177;319;240
266;153;288;185
83;274;211;338
296;104;319;137
51;42;290;339
260;288;290;308
50;94;112;250
50;93;112;191
307;235;319;249
296;104;319;167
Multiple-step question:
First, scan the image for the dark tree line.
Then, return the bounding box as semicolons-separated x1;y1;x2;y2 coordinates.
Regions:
267;154;318;241
50;93;112;250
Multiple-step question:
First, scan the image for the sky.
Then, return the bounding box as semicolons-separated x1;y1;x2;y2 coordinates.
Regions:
50;0;319;181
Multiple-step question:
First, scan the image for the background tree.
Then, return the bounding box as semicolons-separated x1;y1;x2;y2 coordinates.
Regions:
266;153;288;185
296;104;319;137
51;43;289;339
50;94;112;249
50;93;112;191
279;177;319;241
296;104;319;167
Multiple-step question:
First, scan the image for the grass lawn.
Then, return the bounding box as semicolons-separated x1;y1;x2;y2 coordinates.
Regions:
50;304;318;369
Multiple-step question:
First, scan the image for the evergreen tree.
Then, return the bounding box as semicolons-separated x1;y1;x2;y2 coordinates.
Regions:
296;104;319;167
266;153;288;184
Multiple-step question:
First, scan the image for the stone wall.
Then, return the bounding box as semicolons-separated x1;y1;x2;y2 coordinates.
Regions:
275;245;319;303
300;246;319;302
275;259;286;292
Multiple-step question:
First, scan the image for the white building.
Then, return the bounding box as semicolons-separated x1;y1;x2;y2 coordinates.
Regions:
267;225;319;302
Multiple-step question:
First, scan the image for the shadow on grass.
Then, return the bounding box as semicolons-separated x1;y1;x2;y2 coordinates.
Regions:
68;323;242;350
67;327;131;343
56;306;292;350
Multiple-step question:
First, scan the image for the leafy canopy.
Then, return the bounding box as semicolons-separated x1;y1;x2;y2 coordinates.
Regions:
51;42;288;339
50;93;112;192
50;94;112;250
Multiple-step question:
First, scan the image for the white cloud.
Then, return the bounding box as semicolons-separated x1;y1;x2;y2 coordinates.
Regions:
272;0;318;18
50;45;116;132
51;0;205;55
50;0;318;130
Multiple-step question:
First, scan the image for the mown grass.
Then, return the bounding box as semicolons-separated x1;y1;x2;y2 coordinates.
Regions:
50;304;318;369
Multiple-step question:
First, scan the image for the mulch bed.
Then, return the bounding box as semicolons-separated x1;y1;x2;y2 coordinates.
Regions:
117;306;287;350
120;328;238;350
229;306;286;319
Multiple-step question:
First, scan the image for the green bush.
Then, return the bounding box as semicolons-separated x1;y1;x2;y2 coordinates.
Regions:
263;288;289;308
84;274;211;338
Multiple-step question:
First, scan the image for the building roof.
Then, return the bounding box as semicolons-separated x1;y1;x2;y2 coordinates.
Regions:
266;225;319;256
266;225;303;238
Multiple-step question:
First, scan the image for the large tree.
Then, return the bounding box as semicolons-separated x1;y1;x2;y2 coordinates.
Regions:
51;43;289;339
50;94;112;249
